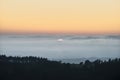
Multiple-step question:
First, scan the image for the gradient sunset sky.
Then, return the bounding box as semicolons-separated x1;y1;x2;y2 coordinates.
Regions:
0;0;120;34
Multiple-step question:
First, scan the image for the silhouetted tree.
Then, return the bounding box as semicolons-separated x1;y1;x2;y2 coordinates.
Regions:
0;55;120;80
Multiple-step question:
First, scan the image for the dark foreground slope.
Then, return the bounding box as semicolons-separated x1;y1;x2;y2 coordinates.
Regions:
0;55;120;80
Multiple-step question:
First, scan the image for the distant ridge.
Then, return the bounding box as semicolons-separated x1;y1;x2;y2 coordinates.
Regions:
55;57;115;64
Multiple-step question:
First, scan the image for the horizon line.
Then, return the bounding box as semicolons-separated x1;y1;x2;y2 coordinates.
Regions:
0;31;120;35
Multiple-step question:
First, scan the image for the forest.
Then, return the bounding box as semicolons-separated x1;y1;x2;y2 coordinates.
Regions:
0;55;120;80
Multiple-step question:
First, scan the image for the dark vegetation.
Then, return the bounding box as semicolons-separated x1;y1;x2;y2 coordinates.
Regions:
0;55;120;80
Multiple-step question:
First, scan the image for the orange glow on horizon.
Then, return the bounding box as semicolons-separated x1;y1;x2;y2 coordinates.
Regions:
0;0;120;34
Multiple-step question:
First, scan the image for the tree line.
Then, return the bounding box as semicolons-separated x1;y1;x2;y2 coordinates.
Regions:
0;55;120;80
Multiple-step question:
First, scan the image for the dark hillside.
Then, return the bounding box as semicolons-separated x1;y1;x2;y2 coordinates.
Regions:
0;55;120;80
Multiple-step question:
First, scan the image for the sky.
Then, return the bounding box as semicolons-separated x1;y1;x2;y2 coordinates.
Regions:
0;0;120;34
